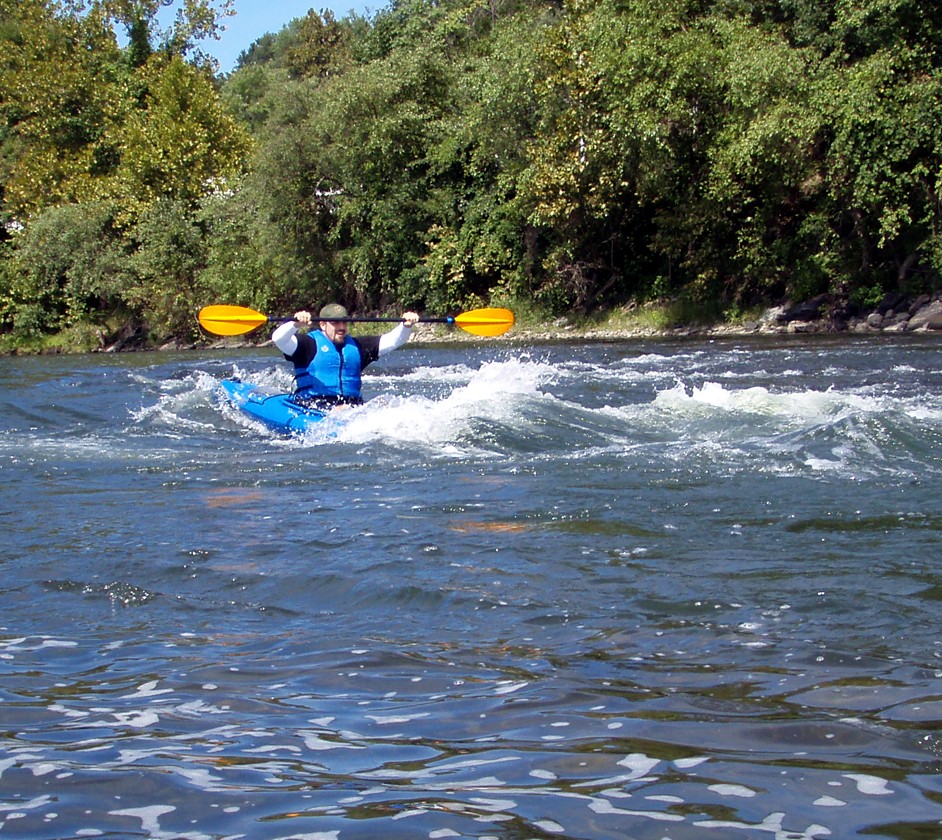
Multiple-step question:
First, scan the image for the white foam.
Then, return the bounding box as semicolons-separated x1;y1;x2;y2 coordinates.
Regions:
365;712;431;724
321;358;556;450
814;796;847;807
653;380;882;422
299;732;363;751
588;797;685;822
120;680;173;700
843;773;893;795
709;783;757;798
493;681;529;695
617;753;660;778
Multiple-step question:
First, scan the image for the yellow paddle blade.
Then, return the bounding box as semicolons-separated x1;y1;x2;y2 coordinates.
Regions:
452;308;515;337
198;305;269;336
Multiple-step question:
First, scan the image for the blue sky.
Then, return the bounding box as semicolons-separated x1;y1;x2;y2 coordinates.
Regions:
205;0;380;72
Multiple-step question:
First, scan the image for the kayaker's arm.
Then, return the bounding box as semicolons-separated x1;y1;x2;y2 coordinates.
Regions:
378;311;419;356
272;312;311;354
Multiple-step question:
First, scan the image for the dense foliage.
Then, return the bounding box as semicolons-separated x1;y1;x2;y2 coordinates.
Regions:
1;0;941;349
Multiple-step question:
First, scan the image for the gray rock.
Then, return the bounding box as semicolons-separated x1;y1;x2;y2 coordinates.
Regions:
907;299;942;330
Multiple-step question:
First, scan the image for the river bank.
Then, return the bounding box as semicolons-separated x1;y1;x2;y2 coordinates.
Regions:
194;290;942;353
507;290;942;343
5;290;942;355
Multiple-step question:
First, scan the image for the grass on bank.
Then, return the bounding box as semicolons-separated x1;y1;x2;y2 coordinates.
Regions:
515;297;762;337
0;322;107;355
0;308;139;355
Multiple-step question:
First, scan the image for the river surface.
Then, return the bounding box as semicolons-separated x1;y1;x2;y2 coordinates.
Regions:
2;334;942;839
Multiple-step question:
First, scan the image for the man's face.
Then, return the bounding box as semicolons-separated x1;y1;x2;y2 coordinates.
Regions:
320;320;347;345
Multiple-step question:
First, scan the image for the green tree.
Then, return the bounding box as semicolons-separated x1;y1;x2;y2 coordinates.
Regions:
107;53;251;217
97;0;236;69
126;197;206;338
198;185;296;317
235;39;458;313
0;0;251;344
818;49;942;297
284;10;353;79
519;0;724;308
1;0;239;222
695;17;824;304
0;202;127;339
0;0;124;219
421;2;551;310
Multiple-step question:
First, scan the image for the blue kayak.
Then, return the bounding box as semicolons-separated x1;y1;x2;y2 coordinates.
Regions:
220;378;328;434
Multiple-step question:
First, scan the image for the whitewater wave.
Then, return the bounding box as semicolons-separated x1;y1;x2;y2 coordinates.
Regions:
124;352;942;480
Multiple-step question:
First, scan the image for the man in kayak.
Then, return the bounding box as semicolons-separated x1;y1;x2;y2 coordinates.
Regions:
272;303;420;411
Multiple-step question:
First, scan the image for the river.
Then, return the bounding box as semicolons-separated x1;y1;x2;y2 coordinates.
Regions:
1;334;941;839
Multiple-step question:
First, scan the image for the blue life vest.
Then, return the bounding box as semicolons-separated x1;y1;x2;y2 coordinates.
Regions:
294;331;363;399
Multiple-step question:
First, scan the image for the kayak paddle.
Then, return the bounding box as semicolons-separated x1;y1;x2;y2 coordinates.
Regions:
198;304;515;337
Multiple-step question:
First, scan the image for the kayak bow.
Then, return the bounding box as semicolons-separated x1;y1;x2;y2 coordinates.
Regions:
220;378;327;434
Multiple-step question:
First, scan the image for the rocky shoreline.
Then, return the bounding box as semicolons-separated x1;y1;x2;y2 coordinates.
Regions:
749;289;942;336
501;290;942;343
